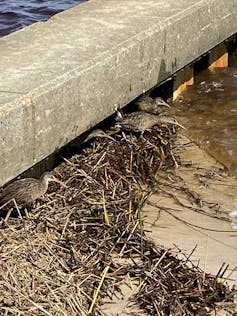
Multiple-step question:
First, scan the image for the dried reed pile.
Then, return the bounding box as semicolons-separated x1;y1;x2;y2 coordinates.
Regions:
0;125;234;315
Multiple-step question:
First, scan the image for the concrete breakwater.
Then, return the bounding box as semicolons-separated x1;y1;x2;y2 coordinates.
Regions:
1;0;237;186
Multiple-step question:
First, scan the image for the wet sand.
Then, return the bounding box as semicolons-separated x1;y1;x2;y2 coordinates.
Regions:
100;133;237;315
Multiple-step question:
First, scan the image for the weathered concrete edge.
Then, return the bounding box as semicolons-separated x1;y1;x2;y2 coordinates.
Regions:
1;0;237;185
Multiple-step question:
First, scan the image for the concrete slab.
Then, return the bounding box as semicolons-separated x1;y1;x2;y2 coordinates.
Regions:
1;0;237;185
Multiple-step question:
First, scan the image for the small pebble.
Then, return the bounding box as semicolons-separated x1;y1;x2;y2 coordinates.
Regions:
229;210;237;229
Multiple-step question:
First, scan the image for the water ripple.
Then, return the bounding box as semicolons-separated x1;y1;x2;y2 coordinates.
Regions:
0;0;85;37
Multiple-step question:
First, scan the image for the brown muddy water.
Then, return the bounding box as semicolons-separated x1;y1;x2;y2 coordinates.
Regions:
173;62;237;174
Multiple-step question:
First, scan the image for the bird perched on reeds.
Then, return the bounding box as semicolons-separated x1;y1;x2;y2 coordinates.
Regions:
136;95;170;114
84;129;114;143
0;172;66;207
116;111;185;135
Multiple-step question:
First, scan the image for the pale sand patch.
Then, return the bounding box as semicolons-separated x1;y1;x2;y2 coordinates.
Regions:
144;134;237;283
101;133;237;315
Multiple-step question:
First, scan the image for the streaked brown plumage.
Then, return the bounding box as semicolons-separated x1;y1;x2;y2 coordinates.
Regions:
136;95;170;114
84;129;114;143
0;172;65;207
116;111;185;134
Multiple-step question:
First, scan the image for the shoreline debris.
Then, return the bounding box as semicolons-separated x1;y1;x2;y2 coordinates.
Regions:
0;119;235;315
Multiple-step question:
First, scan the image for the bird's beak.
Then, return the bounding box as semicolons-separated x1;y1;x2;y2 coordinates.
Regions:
116;110;123;121
156;99;170;108
163;101;171;108
52;178;67;188
84;131;115;143
83;135;91;143
105;134;115;141
173;121;186;129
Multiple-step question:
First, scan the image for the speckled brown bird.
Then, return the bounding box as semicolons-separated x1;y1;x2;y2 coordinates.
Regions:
116;111;185;134
136;95;170;114
0;172;66;207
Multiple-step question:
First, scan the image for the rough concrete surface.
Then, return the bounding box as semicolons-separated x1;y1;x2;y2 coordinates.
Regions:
1;0;237;185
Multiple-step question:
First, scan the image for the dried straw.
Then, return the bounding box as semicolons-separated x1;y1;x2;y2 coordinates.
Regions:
0;124;235;315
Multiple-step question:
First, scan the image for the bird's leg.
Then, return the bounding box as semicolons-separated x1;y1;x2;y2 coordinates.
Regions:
13;199;24;221
104;135;115;142
24;208;30;219
145;138;158;149
4;208;12;222
1;199;14;222
4;198;23;222
40;194;48;203
121;131;127;140
139;132;156;148
140;131;160;150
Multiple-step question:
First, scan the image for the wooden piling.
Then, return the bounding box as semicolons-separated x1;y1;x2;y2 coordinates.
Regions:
208;42;228;70
173;65;194;100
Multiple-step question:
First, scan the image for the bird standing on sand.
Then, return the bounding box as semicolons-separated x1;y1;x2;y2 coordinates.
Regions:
84;129;114;143
136;95;170;114
116;111;185;135
0;172;66;207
